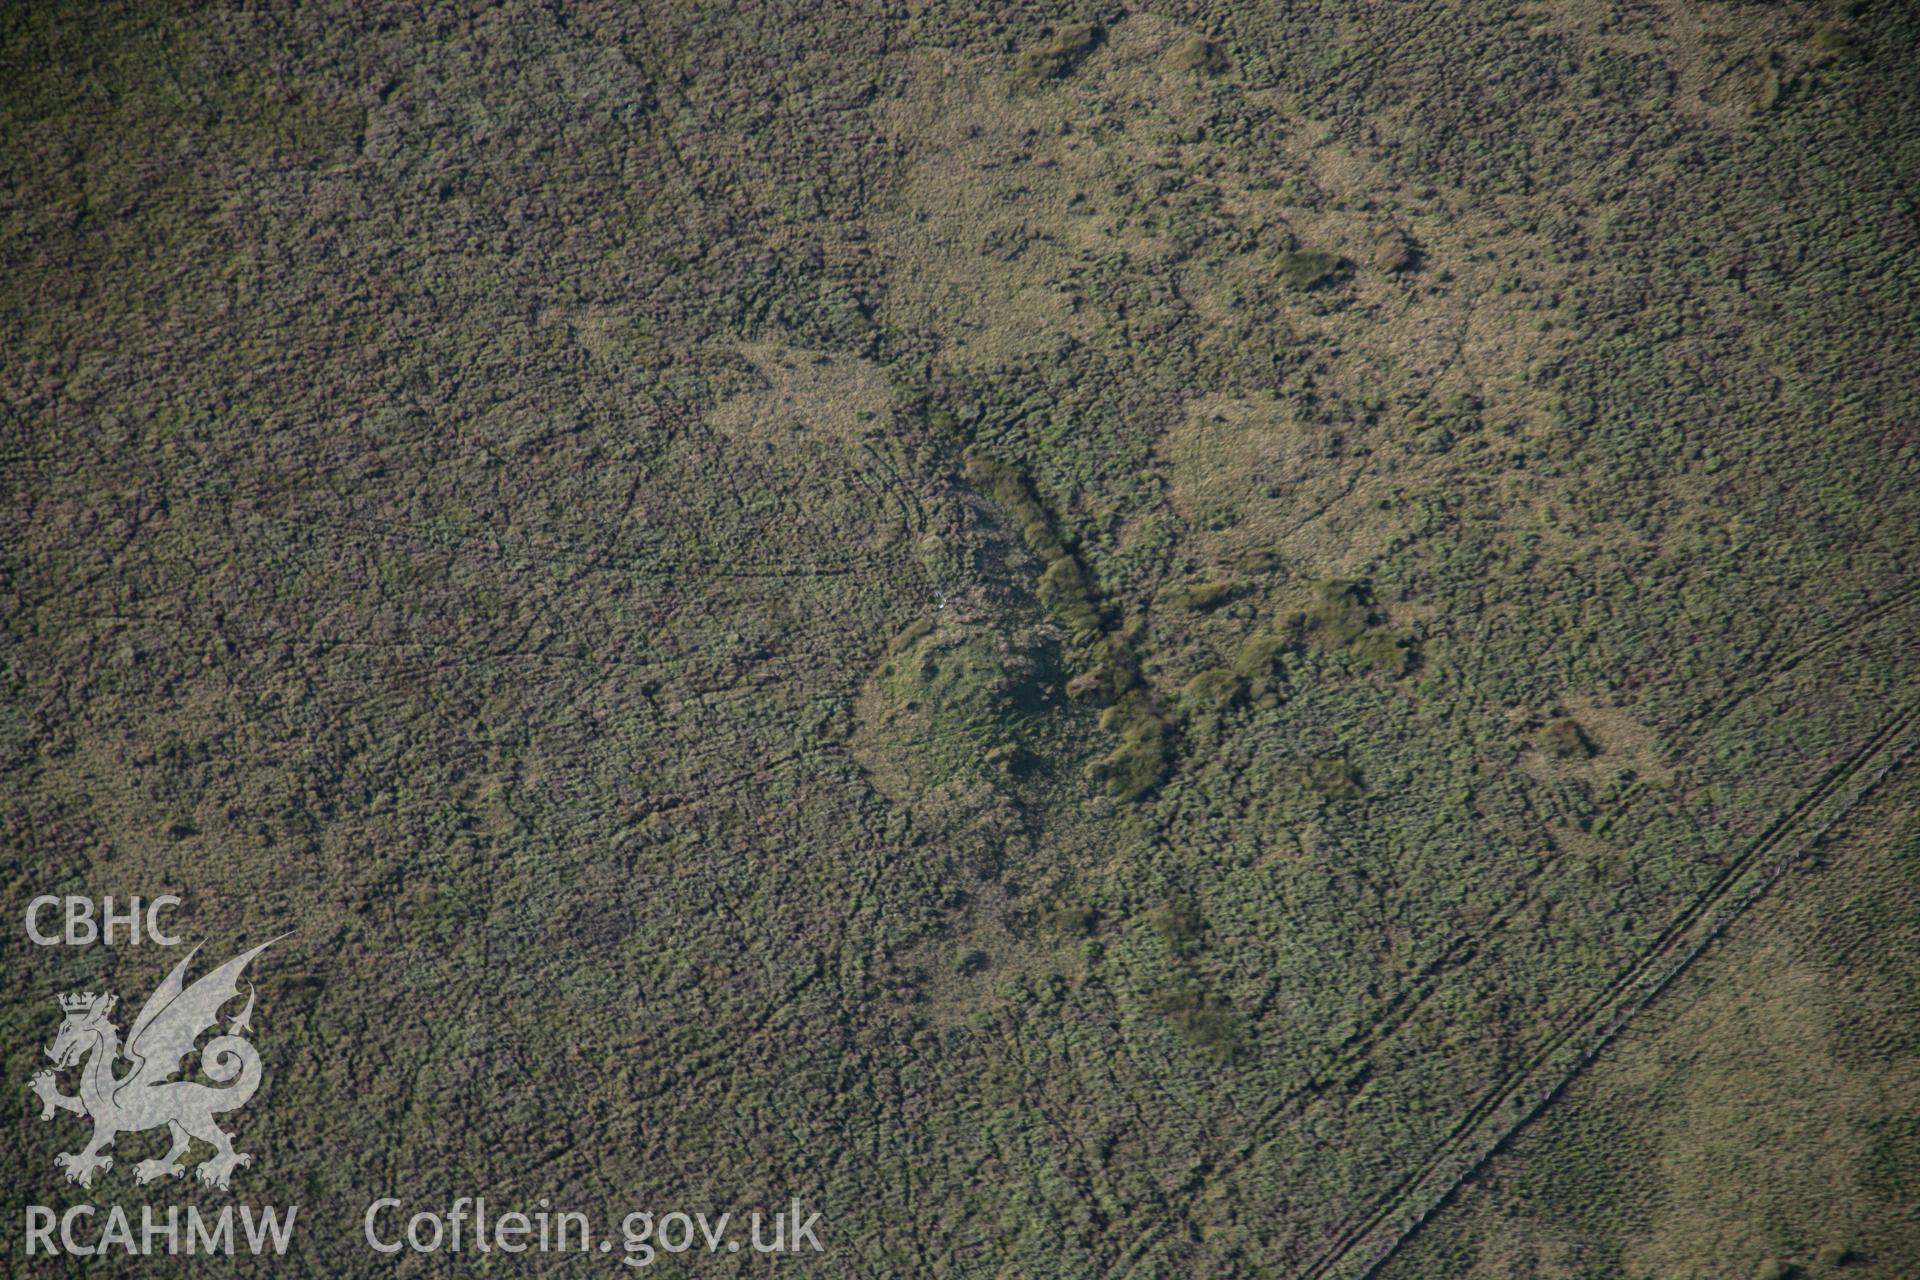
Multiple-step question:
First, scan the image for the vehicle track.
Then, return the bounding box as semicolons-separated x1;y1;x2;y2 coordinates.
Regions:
1304;698;1920;1280
1595;579;1919;820
1104;694;1916;1279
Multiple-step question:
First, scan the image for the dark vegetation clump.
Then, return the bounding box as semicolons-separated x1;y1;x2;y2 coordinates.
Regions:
865;624;1050;793
1350;628;1412;677
1276;249;1348;291
1542;717;1597;759
1015;24;1102;82
1092;689;1171;801
1150;898;1244;1060
983;741;1026;776
1307;579;1418;675
1180;668;1246;715
964;448;1069;563
1372;231;1417;273
1232;629;1293;704
1169;579;1235;611
1047;904;1099;936
964;453;1416;806
1302;758;1367;802
1168;36;1228;75
1151;984;1247;1062
1038;554;1101;637
1811;23;1861;61
1307;578;1373;645
1152;895;1205;958
965;448;1174;800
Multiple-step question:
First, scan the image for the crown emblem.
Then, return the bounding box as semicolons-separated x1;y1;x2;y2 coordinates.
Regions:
35;937;280;1190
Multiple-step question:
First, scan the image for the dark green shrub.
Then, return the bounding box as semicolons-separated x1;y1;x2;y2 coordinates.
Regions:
1303;758;1366;802
1168;36;1227;75
1372;233;1416;273
1151;896;1204;956
1233;632;1288;681
1811;24;1860;60
962;448;1066;560
1169;579;1235;611
1181;668;1246;714
1089;694;1170;800
1015;24;1101;82
1276;250;1347;291
1092;734;1165;801
959;449;1169;799
1076;638;1141;704
1307;578;1372;645
1038;556;1100;635
888;617;933;654
1151;983;1246;1062
983;741;1026;776
1542;717;1596;759
1197;500;1242;530
1047;904;1098;936
1350;628;1411;676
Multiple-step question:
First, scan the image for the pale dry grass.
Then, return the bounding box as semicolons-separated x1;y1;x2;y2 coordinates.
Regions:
1153;391;1404;577
708;341;894;445
867;14;1225;366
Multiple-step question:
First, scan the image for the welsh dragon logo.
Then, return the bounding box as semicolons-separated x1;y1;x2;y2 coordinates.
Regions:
29;938;281;1189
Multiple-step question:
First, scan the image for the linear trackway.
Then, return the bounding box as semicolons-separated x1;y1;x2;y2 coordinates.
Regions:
1307;699;1919;1280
